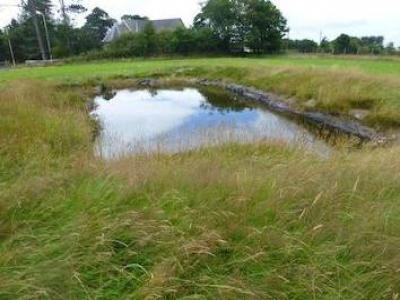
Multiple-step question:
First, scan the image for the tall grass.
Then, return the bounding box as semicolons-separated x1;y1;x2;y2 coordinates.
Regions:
2;56;400;128
180;65;400;127
1;80;400;299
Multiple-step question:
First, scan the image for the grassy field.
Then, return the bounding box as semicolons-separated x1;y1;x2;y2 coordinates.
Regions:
1;56;400;299
2;55;400;128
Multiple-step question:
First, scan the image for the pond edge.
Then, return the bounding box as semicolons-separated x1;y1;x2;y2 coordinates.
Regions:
131;78;386;144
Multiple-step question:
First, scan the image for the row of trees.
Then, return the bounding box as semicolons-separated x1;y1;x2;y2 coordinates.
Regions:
1;0;398;63
0;0;115;62
330;34;394;55
0;0;289;62
83;0;290;59
286;34;399;55
88;0;288;59
86;24;228;60
87;0;288;59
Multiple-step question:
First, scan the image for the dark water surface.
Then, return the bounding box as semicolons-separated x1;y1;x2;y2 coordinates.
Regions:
92;87;329;158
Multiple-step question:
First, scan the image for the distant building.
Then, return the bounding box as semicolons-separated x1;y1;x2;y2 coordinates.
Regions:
103;18;185;43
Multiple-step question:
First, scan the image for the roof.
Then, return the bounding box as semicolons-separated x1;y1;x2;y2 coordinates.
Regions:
152;19;184;31
103;18;184;43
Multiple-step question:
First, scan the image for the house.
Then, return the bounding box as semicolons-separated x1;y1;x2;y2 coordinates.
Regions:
103;18;185;43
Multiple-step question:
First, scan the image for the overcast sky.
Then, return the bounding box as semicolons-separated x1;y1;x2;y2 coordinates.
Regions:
1;0;399;45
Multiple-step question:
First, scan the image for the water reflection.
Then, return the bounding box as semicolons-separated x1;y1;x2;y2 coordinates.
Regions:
92;87;329;158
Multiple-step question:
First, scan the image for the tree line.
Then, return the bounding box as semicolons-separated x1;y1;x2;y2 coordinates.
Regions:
0;0;115;62
0;0;288;62
286;34;398;55
0;0;398;64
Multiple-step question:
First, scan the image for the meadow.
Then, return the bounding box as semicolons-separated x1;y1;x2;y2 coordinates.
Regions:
2;55;400;127
1;55;400;299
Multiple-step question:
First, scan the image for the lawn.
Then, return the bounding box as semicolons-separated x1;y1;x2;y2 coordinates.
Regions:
1;56;400;299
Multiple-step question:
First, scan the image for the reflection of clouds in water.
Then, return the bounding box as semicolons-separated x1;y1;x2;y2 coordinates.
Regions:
251;110;298;139
94;88;204;142
92;88;330;159
250;111;331;155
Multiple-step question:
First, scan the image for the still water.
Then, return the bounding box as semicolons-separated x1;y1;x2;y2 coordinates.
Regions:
92;87;329;158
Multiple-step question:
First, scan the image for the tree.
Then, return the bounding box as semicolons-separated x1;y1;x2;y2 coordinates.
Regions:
385;42;396;55
5;18;48;61
1;2;116;60
103;25;225;59
171;27;196;54
319;37;332;53
333;34;351;54
194;0;238;51
243;0;288;53
53;1;87;57
287;39;318;53
141;22;158;56
193;27;223;53
332;34;386;55
195;0;287;53
360;36;384;54
0;30;7;62
3;21;25;62
24;0;53;60
82;7;115;49
106;22;158;57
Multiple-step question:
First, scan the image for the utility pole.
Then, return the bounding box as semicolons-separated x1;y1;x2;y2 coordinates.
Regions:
27;0;47;60
5;29;16;67
37;12;53;60
319;31;323;53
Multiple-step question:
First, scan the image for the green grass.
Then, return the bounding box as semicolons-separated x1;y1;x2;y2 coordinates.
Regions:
3;55;400;82
1;57;400;299
2;55;400;128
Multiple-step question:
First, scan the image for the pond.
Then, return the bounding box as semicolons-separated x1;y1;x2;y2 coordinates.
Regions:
91;87;330;158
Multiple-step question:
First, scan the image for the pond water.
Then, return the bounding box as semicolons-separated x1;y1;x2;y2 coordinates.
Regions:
92;87;330;158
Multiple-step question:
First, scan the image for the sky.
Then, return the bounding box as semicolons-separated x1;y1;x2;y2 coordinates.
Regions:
1;0;399;46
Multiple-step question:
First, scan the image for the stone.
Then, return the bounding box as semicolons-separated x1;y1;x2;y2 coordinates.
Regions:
304;99;317;108
350;109;370;120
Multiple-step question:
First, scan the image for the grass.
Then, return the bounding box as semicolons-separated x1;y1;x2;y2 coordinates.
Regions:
1;56;400;299
2;55;400;128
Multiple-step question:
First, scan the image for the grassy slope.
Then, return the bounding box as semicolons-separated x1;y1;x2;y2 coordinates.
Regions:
2;55;400;128
1;57;400;299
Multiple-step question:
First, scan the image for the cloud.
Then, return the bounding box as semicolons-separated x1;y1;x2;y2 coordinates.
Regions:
0;0;20;26
278;0;400;44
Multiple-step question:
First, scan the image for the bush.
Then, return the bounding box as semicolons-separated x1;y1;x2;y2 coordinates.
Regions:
85;26;225;59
